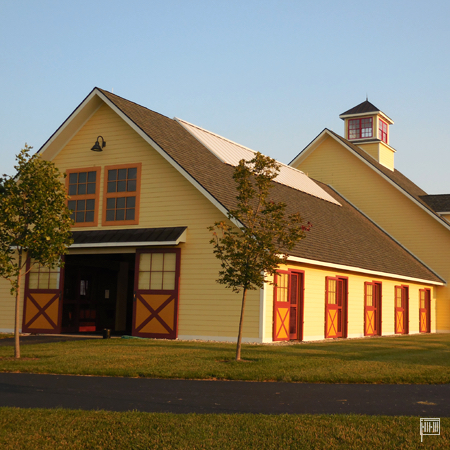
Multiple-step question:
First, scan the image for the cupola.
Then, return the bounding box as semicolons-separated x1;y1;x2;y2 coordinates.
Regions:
339;100;395;170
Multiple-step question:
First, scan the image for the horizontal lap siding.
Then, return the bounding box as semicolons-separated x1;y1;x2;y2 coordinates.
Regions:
53;104;261;340
264;262;436;342
295;136;450;331
0;256;25;333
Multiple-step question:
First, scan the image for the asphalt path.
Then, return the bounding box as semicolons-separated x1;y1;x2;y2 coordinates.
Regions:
1;373;449;416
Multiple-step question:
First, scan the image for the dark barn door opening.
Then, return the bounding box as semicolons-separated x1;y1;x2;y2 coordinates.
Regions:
62;254;135;334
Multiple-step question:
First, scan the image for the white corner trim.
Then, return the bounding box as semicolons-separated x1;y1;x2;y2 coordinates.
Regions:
285;255;444;286
259;280;265;342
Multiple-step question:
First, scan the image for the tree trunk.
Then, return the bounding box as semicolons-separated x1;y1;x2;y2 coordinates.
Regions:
236;288;248;361
14;250;22;359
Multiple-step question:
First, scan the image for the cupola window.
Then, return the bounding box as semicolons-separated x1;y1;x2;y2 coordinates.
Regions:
379;119;388;143
348;118;373;140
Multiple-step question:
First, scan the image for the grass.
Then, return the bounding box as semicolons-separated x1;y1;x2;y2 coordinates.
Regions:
1;334;450;383
0;408;447;450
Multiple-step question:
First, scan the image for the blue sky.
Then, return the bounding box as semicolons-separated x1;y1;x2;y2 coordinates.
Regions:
1;0;449;193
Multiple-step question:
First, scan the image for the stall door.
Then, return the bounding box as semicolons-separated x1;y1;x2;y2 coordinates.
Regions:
419;289;431;333
365;282;381;336
273;271;289;341
395;286;409;334
22;260;64;334
325;277;347;339
132;249;180;339
288;271;304;340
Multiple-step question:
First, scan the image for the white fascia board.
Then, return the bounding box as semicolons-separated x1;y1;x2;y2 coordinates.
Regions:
289;129;330;167
320;131;450;234
285;255;445;286
339;111;394;124
38;90;104;161
95;91;244;230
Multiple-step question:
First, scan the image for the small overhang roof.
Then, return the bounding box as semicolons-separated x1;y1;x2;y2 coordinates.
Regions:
71;227;187;248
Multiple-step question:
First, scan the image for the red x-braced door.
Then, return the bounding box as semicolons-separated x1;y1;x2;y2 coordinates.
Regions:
419;289;431;333
395;285;409;334
22;259;64;334
325;277;347;339
132;249;181;339
364;282;381;336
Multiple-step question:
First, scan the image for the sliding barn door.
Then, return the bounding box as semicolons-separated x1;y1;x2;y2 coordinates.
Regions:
132;249;181;339
22;260;64;334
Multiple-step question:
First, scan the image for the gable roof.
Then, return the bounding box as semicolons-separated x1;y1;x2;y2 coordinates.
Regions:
38;88;443;284
290;128;450;234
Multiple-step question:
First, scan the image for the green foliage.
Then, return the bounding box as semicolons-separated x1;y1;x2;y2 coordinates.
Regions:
0;145;73;295
209;152;310;292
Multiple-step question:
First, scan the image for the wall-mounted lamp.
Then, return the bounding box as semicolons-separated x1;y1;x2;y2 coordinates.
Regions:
91;136;106;152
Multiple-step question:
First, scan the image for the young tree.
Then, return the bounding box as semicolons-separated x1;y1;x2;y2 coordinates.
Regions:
209;153;311;361
0;146;73;359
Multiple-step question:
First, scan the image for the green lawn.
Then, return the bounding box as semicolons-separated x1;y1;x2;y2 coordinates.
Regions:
1;334;450;383
0;408;447;450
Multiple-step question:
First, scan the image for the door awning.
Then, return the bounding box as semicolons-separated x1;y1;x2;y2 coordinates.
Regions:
70;227;187;248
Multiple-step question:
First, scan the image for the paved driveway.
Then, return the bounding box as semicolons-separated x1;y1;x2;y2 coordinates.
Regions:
1;373;449;416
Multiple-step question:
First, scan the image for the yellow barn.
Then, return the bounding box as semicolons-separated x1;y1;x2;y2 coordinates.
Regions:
0;90;444;342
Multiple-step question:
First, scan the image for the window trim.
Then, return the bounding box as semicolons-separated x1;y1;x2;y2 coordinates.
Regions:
348;117;373;140
66;167;101;228
102;163;142;226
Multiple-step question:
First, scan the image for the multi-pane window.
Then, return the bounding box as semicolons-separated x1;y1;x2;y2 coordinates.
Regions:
275;272;289;302
66;168;100;226
28;262;60;290
327;278;337;304
379;119;388;143
365;283;373;306
348;118;373;140
104;164;141;225
138;252;177;290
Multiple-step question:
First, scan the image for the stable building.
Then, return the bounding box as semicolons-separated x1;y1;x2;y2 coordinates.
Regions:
0;90;444;342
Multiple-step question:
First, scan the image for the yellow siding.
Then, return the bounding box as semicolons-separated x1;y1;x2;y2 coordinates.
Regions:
294;135;450;331
0;263;26;333
52;103;261;341
264;262;437;342
357;143;379;162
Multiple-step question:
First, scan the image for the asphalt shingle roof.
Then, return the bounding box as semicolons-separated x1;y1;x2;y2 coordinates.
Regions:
340;100;381;116
96;88;443;283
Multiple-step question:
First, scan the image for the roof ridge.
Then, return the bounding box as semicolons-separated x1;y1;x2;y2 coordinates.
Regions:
97;88;173;122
